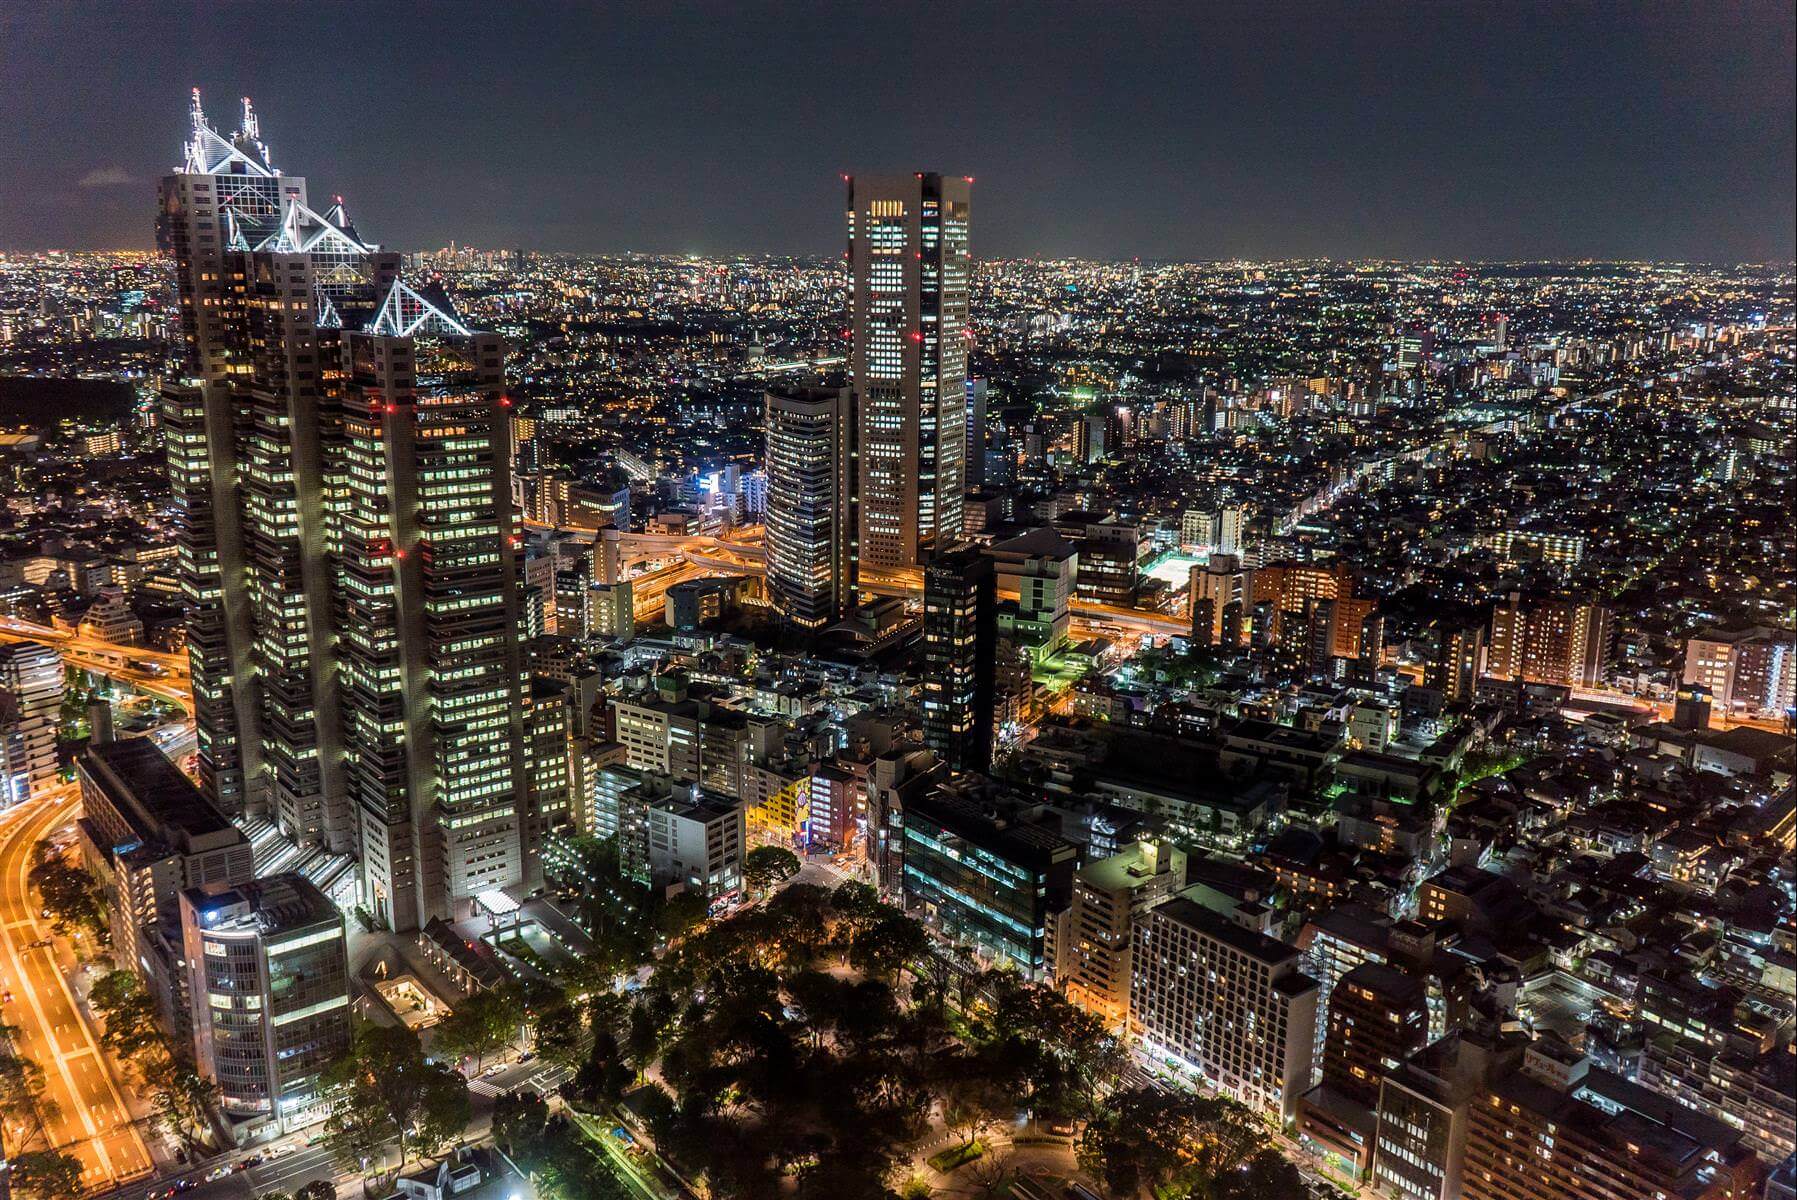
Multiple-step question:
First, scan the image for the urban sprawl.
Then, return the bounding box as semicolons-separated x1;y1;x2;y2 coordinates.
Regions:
0;94;1791;1200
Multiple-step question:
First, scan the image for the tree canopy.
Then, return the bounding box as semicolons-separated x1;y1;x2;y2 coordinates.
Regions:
320;1025;470;1180
741;845;801;897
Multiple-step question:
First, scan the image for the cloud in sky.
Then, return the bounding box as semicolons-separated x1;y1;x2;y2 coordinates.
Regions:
78;167;135;189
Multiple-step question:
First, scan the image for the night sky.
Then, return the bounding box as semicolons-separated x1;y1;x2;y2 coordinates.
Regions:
2;2;1791;261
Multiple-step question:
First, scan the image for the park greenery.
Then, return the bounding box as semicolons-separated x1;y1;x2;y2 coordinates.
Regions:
491;1091;636;1200
5;1148;86;1200
28;845;108;945
1077;1087;1305;1200
87;971;220;1152
0;1023;57;1154
318;1025;471;1187
536;874;1127;1199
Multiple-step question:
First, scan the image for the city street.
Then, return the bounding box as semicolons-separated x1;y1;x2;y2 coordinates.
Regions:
0;787;155;1192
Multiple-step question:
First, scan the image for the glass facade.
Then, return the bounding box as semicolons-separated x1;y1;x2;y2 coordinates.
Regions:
182;875;351;1134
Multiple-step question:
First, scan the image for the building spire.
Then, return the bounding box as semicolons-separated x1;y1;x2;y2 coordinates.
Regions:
241;96;259;140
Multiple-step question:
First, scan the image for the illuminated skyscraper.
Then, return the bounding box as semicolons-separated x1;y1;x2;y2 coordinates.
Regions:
159;92;533;929
334;325;532;931
846;173;971;572
763;383;852;627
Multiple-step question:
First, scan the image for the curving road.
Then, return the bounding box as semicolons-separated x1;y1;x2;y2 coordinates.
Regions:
0;786;154;1191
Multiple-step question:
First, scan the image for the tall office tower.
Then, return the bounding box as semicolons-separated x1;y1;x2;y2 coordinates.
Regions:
336;325;530;931
846;173;971;572
1428;621;1487;702
920;544;996;772
0;641;64;805
159;94;534;929
764;384;852;628
159;90;388;824
522;681;573;890
1486;594;1613;688
179;874;351;1135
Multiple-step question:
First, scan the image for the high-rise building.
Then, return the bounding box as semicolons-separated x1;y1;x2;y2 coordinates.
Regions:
0;641;64;806
898;778;1077;978
1298;963;1431;1179
1681;626;1796;719
159;94;536;930
1486;595;1612;689
846;173;971;572
179;874;351;1135
964;377;989;492
1189;553;1251;646
763;383;852;627
1371;1027;1527;1200
1057;840;1186;1029
337;326;532;931
522;680;574;890
920;544;996;772
1462;1045;1763;1200
645;789;745;900
1130;897;1319;1122
987;528;1077;661
1244;560;1380;669
1428;621;1487;702
591;579;634;641
76;735;256;1042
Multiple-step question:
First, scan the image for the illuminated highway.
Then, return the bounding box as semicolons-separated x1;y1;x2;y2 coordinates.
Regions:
591;531;1193;637
0;788;155;1191
0;617;194;714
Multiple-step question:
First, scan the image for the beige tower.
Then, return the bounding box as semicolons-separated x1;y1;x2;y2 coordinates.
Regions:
846;172;971;573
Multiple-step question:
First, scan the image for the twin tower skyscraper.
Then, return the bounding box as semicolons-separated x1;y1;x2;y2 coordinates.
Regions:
160;92;536;931
161;95;972;927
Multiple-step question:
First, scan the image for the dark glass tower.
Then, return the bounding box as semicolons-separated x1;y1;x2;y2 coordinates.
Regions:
920;543;995;772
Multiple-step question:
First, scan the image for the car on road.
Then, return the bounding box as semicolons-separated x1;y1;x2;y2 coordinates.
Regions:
27;938;51;948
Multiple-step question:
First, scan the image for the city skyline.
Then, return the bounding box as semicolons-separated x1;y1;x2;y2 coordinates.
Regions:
0;14;1791;1200
1;3;1792;261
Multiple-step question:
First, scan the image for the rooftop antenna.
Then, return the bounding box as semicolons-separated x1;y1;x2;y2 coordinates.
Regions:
241;96;259;140
186;88;209;172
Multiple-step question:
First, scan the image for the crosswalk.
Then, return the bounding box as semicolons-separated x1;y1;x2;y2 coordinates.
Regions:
467;1063;574;1099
